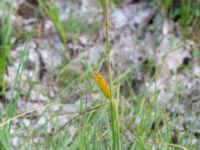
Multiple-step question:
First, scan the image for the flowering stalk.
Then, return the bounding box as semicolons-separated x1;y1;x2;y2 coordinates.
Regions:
94;0;121;149
94;71;112;100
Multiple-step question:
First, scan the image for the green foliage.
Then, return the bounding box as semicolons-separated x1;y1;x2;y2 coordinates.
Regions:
162;0;200;27
63;15;99;34
163;0;173;17
99;0;118;14
0;1;13;149
0;39;29;150
0;2;13;97
38;0;67;45
156;0;200;39
0;2;30;147
192;48;200;59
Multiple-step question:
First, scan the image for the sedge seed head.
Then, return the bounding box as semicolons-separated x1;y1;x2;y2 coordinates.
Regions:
94;71;112;100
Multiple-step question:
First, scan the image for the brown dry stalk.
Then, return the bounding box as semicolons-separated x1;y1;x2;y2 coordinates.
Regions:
49;103;106;139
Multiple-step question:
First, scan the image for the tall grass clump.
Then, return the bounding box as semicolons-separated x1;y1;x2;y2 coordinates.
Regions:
0;1;13;98
0;37;29;150
38;0;67;45
0;1;13;149
94;0;121;149
0;1;31;149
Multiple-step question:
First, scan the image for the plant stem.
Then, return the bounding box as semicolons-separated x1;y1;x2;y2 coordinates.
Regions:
105;1;121;150
105;0;112;92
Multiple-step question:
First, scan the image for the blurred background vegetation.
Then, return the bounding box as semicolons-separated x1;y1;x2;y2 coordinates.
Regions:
0;0;199;149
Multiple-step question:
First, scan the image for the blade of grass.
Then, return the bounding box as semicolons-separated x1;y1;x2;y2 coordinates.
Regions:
38;0;67;45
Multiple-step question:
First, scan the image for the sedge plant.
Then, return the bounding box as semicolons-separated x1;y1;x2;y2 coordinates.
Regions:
94;1;121;149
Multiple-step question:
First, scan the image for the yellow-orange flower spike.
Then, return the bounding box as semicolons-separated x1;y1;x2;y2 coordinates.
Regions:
94;71;112;100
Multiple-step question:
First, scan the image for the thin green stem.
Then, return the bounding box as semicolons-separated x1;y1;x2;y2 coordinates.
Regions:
154;66;158;149
105;0;112;93
105;1;121;150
